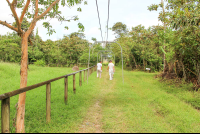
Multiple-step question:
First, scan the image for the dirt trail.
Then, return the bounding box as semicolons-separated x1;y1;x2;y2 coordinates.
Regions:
77;67;116;133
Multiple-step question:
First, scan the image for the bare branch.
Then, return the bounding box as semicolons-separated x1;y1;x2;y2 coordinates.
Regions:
20;0;31;23
0;20;18;33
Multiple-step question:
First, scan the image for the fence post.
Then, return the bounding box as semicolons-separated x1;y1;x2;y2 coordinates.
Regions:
90;68;92;75
64;77;68;105
73;74;76;94
79;71;82;87
84;70;86;82
1;98;10;133
46;83;51;123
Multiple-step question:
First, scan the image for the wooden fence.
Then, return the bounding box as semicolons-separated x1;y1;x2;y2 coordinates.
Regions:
0;65;96;133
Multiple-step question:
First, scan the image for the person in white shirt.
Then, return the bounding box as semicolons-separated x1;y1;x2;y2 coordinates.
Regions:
107;60;115;80
97;61;102;78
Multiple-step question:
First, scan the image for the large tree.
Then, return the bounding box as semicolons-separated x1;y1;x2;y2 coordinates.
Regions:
0;0;86;132
148;0;200;87
112;22;128;38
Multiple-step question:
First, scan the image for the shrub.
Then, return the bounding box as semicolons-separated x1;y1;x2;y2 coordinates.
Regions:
103;63;108;66
34;59;46;66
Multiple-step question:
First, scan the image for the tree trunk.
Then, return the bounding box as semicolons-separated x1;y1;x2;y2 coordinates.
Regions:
143;58;145;71
161;0;166;73
163;45;166;73
180;60;186;81
16;34;29;133
132;55;137;69
197;62;200;84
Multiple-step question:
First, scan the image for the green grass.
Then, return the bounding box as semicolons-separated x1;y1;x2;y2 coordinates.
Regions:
0;62;98;133
100;69;200;133
156;78;200;109
1;62;200;133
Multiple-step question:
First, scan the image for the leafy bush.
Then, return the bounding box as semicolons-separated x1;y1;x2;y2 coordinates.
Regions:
34;59;46;66
103;63;108;66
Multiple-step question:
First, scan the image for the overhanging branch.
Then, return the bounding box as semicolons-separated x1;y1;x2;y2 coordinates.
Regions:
0;20;18;33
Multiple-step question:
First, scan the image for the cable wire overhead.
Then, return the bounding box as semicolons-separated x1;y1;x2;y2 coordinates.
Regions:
106;0;110;45
95;0;104;43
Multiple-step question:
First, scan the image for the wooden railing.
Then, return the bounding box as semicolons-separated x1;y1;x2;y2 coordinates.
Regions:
0;65;96;133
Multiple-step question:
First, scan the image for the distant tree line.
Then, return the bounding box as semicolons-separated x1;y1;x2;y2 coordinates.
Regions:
0;30;104;67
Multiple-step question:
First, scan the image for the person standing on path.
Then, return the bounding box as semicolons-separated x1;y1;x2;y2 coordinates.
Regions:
107;60;115;80
97;61;102;78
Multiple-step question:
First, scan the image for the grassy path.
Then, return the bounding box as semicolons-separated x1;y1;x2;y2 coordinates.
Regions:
77;66;116;133
1;62;200;133
77;66;200;133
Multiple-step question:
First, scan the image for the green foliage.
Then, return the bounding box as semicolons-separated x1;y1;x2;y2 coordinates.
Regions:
34;59;46;66
112;22;128;38
109;1;200;85
78;23;85;32
102;63;108;66
43;22;56;36
0;33;21;63
5;0;88;38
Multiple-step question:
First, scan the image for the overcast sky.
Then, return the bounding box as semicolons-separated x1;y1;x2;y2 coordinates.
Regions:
0;0;163;42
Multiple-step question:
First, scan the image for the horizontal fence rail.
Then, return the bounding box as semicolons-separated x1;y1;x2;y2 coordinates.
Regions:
0;65;96;133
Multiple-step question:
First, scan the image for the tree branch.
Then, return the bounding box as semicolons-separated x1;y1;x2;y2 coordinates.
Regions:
26;0;39;36
6;0;21;33
0;20;18;33
34;0;38;18
11;0;17;5
36;0;60;21
56;13;76;22
20;0;31;23
6;0;11;5
28;37;33;45
26;0;60;35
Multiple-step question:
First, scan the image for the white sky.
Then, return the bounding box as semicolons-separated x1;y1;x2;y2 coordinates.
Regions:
0;0;163;42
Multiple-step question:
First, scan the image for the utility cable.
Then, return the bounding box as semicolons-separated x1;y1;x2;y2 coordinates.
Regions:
95;0;104;43
106;0;110;44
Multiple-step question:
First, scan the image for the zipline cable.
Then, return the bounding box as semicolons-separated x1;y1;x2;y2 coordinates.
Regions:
95;0;104;43
106;0;110;44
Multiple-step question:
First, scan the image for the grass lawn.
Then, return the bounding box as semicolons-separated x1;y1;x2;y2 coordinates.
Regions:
0;62;98;133
0;62;200;133
100;68;200;133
